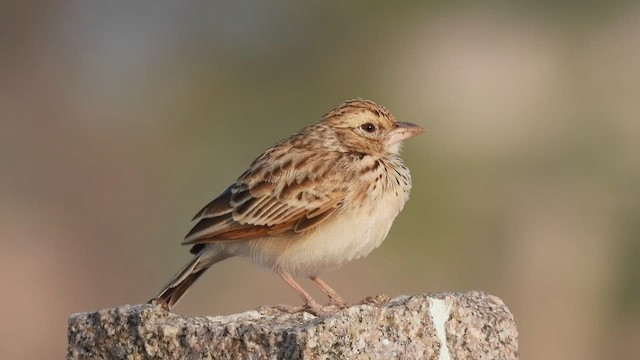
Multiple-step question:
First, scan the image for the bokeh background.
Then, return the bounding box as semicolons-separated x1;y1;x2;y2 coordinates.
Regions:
2;1;639;359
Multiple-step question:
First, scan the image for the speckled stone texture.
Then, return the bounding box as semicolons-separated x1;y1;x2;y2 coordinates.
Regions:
67;291;518;360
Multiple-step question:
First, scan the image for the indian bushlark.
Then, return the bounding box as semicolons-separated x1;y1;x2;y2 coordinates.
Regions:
155;99;423;315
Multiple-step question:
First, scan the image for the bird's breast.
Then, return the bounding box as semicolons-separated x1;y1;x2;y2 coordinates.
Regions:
226;155;413;277
270;181;409;276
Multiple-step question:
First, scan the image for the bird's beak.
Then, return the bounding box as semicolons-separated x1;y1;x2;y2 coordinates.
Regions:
385;122;425;146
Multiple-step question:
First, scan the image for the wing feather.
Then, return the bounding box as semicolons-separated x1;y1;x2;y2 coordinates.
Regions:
190;187;233;220
182;149;347;245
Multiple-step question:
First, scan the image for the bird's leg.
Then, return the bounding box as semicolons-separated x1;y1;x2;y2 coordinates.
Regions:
310;276;348;309
275;269;331;316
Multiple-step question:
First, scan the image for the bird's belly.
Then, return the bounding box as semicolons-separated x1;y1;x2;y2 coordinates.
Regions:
267;195;406;276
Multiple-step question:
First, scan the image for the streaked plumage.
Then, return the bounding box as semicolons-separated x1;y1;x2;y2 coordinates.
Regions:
154;99;423;315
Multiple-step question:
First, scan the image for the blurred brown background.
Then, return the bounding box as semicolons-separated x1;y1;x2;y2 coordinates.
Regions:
1;1;639;359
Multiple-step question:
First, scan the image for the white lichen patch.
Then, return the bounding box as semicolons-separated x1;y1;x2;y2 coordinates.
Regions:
428;297;452;360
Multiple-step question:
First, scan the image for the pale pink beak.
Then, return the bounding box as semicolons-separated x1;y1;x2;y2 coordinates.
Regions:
385;121;424;146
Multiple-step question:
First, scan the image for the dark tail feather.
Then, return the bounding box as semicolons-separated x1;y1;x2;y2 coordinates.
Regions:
155;248;228;309
157;265;206;309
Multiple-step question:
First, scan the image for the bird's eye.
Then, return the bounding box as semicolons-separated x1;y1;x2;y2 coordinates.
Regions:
360;123;376;133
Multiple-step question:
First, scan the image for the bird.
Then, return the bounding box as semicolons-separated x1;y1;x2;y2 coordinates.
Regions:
154;99;424;316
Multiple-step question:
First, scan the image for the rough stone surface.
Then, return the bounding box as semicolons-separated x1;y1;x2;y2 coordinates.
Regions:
67;291;518;360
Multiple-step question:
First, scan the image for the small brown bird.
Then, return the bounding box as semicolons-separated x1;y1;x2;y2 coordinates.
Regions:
155;99;423;315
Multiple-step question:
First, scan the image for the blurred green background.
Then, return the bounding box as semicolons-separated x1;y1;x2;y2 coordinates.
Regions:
1;1;639;359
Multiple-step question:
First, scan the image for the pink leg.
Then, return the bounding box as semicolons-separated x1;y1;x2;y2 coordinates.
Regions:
275;269;327;315
310;276;347;308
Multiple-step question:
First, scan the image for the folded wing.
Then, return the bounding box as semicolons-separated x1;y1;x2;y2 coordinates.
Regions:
183;150;346;246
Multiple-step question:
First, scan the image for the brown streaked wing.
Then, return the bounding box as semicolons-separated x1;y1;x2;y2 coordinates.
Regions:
190;186;234;221
294;201;340;233
184;215;269;241
182;150;346;245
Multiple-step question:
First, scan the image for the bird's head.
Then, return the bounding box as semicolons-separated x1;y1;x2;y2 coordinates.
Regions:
322;99;424;157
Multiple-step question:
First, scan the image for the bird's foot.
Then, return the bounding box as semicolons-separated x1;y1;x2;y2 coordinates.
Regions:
308;276;348;309
327;295;348;309
147;297;170;311
304;302;342;316
358;294;391;306
262;302;343;317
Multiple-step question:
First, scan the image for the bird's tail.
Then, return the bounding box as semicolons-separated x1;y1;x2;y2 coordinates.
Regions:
156;246;230;309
